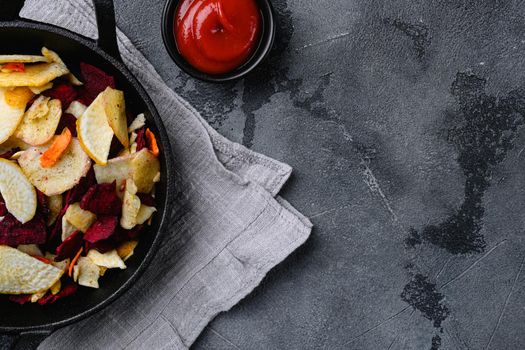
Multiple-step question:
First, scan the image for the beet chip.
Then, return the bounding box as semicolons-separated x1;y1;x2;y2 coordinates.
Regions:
0;148;19;159
84;216;118;243
56;114;78;137
0;214;47;246
0;196;6;217
64;168;96;208
38;283;78;305
135;128;147;152
43;82;77;108
55;230;83;261
8;294;30;305
77;63;115;105
80;182;122;216
36;190;49;219
48;172;94;244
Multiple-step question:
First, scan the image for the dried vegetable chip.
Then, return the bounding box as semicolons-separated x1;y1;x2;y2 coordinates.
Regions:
87;249;126;269
43;82;77;108
18;138;91;196
37;283;77;305
0;87;32;144
77;90;115;165
15;98;62;146
0;63;69;87
83;215;118;243
0;55;49;63
0;158;36;223
63;203;96;233
0;214;47;246
80;182;122;216
55;230;83;261
74;256;100;288
77;63;115;105
116;240;138;261
17;244;43;256
0;246;62;294
65;101;86;119
120;179;140;229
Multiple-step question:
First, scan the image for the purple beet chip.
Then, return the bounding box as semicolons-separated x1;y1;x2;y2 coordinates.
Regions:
83;216;118;243
55;230;83;261
80;182;122;216
0;214;47;246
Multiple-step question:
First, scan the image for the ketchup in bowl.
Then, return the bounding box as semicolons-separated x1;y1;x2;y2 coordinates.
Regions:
174;0;262;75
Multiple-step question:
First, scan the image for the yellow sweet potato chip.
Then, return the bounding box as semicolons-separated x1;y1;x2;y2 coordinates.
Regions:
0;62;68;87
116;240;138;261
103;87;129;147
0;55;49;63
0;87;28;144
41;47;82;86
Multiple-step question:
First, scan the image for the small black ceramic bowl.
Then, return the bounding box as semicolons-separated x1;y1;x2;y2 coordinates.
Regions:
161;0;276;83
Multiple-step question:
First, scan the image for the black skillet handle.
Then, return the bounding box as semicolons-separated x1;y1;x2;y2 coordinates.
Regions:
93;0;122;62
1;330;52;350
0;0;122;62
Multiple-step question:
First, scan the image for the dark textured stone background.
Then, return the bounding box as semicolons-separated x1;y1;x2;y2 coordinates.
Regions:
115;1;525;349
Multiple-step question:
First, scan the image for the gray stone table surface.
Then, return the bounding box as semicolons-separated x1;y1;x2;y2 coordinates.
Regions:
115;0;525;349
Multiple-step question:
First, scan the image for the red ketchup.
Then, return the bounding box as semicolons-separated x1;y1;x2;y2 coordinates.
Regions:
174;0;262;75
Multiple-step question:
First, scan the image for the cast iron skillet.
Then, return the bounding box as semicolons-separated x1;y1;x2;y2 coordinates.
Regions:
0;0;174;348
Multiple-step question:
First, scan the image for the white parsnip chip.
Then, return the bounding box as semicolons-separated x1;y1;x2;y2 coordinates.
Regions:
0;158;36;224
75;257;100;288
18;138;91;196
120;179;140;229
0;87;31;144
15;98;62;146
17;244;42;257
0;246;63;294
87;249;126;269
64;203;96;233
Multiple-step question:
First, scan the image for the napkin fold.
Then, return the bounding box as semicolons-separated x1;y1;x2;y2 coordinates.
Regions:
19;1;312;349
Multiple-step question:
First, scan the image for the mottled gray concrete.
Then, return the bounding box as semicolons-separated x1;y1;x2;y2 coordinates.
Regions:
116;0;525;349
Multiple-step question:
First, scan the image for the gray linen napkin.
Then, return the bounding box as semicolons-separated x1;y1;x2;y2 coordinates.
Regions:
19;0;312;348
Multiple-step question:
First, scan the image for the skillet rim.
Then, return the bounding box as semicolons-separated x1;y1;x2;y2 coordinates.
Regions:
0;19;174;334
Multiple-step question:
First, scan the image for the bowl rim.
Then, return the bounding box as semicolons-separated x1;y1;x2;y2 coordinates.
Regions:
161;0;276;83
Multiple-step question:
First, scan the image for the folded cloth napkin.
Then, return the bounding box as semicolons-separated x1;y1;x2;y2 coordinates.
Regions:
19;0;312;349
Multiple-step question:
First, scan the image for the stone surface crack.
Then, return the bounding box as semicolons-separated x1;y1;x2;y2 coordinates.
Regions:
440;240;507;288
435;257;454;280
342;305;411;346
361;162;399;223
309;205;351;219
484;254;525;350
295;32;351;51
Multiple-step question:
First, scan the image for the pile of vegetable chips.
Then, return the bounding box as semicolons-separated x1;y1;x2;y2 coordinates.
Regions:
0;47;160;305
